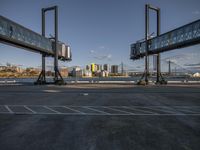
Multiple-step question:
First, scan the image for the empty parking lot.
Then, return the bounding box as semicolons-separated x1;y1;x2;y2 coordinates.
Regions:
0;84;200;150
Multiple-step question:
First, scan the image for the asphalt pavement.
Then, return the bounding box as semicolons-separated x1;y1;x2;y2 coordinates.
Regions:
0;84;200;150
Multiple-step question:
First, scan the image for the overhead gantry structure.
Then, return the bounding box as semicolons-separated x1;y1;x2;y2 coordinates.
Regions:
130;4;200;84
0;6;72;84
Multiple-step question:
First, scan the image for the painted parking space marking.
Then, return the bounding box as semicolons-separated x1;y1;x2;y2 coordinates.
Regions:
170;106;200;114
69;106;106;114
88;106;129;114
28;106;56;114
138;107;178;114
48;106;80;114
0;105;9;113
24;106;36;114
103;106;134;115
123;106;157;114
83;106;111;115
109;106;141;114
9;105;32;113
148;107;180;114
173;108;200;114
43;106;61;114
0;105;200;116
63;106;85;114
4;105;14;113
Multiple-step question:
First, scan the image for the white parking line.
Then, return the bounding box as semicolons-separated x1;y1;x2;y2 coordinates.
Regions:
0;105;200;116
43;106;61;114
142;107;178;114
103;106;134;115
4;105;13;113
175;108;200;113
62;106;85;114
23;105;36;114
123;106;157;114
0;112;200;116
84;106;111;115
0;111;200;116
158;108;180;114
173;106;200;108
1;105;200;108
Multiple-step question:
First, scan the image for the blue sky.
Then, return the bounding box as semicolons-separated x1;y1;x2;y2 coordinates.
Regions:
0;0;200;72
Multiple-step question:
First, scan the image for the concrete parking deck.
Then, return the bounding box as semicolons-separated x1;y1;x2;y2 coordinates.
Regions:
0;84;200;150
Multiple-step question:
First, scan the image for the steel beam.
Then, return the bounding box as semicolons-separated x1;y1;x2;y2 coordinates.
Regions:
54;6;59;81
168;60;171;75
43;6;57;12
35;8;46;84
41;8;46;83
156;8;161;83
145;4;149;83
148;5;160;11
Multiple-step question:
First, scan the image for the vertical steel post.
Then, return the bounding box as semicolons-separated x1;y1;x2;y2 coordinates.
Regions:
42;55;45;80
35;8;46;84
42;8;46;82
145;4;149;83
156;8;161;83
168;60;171;75
42;8;45;36
54;6;59;81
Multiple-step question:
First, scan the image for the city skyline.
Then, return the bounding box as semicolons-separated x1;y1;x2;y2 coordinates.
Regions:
0;0;200;72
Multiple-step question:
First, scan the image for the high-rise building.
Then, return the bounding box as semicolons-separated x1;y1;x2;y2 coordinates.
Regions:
96;64;100;71
103;64;109;72
91;63;96;73
111;65;118;74
86;65;90;71
99;65;103;71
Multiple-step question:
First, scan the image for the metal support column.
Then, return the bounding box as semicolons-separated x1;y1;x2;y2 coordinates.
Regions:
41;8;46;83
40;6;64;85
156;53;160;82
54;6;59;81
168;60;171;75
137;4;150;85
137;4;167;85
155;7;166;84
53;6;64;84
145;4;149;84
156;8;161;83
35;8;46;84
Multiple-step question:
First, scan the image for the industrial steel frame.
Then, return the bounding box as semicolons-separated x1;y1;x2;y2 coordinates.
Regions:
130;19;200;59
130;5;200;84
36;6;64;84
139;4;166;84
